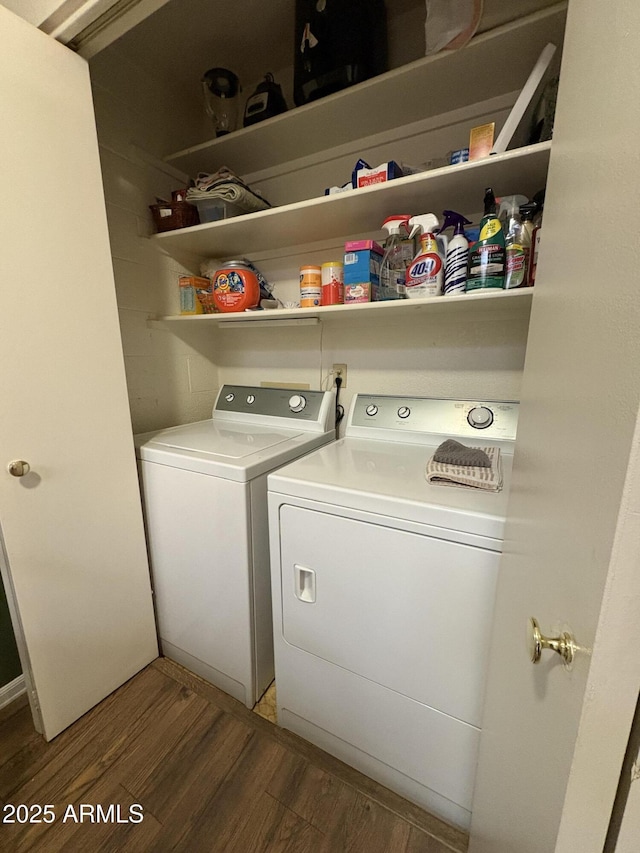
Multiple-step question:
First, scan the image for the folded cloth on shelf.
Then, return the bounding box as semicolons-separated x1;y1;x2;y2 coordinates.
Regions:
426;440;503;491
186;166;271;213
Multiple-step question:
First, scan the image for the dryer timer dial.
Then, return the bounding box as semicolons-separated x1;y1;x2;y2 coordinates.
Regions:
289;394;307;413
467;406;494;428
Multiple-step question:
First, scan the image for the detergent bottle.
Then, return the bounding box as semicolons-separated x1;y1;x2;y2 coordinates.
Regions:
440;209;472;296
466;188;506;291
379;215;412;300
405;214;444;298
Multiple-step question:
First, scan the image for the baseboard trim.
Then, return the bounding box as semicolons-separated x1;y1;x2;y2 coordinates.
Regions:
0;674;26;711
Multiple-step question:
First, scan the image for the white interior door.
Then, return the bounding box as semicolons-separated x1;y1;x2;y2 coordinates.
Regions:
0;6;158;741
470;1;640;850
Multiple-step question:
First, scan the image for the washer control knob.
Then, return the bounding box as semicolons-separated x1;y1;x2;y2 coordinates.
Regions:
365;404;378;417
246;394;256;405
468;406;494;428
289;394;307;413
397;406;411;419
225;393;235;403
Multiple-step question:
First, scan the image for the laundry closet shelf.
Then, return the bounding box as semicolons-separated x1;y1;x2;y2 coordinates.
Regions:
152;142;551;259
151;288;533;328
164;3;566;179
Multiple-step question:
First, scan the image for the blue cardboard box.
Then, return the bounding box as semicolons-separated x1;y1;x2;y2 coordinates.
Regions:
343;240;384;303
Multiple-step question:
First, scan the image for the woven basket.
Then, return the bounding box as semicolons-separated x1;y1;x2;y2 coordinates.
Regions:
150;200;199;233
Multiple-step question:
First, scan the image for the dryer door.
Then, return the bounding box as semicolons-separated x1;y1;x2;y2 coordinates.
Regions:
280;505;500;727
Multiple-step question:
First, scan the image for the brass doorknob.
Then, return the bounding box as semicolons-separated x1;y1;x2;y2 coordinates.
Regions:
528;617;576;665
7;460;30;477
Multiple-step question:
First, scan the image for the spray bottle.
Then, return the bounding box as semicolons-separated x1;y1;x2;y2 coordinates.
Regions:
440;210;472;296
405;214;444;298
466;188;506;291
379;215;412;300
498;195;528;233
504;204;527;290
500;196;530;289
520;202;537;249
528;189;545;287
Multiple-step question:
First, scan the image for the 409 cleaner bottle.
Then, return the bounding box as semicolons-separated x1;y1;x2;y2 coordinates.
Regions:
405;213;443;298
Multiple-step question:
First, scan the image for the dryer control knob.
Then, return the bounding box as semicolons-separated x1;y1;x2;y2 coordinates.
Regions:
246;394;256;404
289;394;307;413
398;406;411;419
468;406;494;428
225;393;235;402
365;404;378;417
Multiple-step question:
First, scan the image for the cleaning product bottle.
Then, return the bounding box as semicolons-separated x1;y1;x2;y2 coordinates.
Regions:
519;201;537;287
379;215;412;300
405;214;444;298
466;188;506;291
504;205;527;289
440;209;472;296
497;194;529;234
520;202;536;248
528;189;545;287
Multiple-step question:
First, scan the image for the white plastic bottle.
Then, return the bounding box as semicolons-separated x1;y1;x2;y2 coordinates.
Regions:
379;215;411;300
440;209;472;295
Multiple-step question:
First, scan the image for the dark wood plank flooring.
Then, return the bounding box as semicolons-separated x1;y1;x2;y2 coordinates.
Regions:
0;659;468;852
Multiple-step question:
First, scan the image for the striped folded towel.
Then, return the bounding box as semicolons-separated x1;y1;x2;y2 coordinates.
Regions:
426;441;503;491
186;167;271;214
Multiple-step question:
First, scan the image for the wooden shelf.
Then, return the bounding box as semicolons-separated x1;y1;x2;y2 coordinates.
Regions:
150;288;533;328
164;3;566;180
152;142;550;259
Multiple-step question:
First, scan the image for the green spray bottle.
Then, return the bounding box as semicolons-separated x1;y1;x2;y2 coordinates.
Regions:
466;188;506;291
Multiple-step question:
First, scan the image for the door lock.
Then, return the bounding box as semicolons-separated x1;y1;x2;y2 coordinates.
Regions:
7;460;30;477
528;617;577;665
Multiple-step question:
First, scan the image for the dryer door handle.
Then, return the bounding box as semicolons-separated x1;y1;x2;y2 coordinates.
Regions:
294;565;316;603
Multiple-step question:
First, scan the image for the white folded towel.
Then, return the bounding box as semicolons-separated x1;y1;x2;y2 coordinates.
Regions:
426;445;503;491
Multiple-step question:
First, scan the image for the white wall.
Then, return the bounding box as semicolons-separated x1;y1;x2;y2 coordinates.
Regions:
89;43;220;434
214;307;529;435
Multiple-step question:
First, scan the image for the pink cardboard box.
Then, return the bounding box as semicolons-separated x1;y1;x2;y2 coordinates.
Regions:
344;240;384;253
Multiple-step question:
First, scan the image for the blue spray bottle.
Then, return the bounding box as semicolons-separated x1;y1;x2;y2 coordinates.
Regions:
441;210;472;296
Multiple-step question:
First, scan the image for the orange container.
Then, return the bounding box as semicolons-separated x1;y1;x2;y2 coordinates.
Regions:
212;262;261;313
299;265;322;308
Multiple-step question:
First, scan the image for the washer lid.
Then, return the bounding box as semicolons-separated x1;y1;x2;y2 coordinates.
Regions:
144;420;300;459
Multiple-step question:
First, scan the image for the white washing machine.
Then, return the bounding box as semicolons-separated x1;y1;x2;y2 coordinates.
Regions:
268;394;518;829
135;384;335;708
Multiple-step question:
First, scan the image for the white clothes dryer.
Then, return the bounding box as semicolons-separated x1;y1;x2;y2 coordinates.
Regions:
268;394;518;829
135;385;335;708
